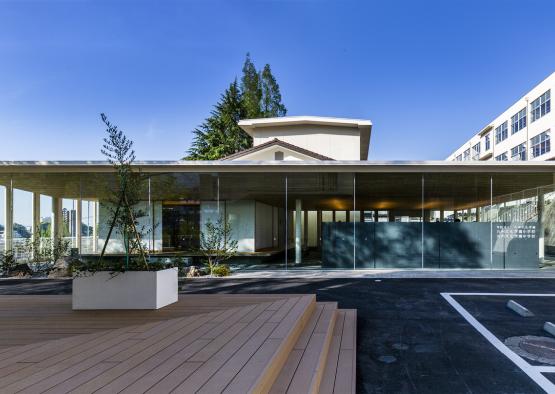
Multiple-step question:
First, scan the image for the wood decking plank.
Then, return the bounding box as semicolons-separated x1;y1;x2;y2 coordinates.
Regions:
269;302;336;394
319;310;345;394
320;309;357;394
170;304;279;393
0;294;355;394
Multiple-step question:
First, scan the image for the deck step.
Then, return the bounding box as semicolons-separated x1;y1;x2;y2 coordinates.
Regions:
319;309;357;394
269;302;337;394
0;294;358;393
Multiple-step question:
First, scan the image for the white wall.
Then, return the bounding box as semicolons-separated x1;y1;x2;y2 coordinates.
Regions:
225;200;255;252
252;124;361;160
447;72;555;162
236;145;318;161
98;201;162;253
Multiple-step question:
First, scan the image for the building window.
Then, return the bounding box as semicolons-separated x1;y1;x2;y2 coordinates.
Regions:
495;121;508;144
531;90;551;122
495;152;508;161
274;151;284;160
485;133;491;151
530;130;551;158
511;108;527;134
510;143;526;161
463;148;470;161
471;142;480;160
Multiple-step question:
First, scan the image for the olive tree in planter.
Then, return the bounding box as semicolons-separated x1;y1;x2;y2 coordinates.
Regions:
72;114;177;310
199;217;238;277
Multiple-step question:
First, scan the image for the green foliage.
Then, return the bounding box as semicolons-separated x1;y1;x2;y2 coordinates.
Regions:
186;53;287;160
187;81;250;160
211;264;231;277
20;235;71;264
0;250;16;277
260;64;287;117
241;53;262;119
97;114;151;271
199;217;238;277
17;234;72;275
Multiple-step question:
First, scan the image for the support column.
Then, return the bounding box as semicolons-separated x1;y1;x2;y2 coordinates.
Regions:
476;207;481;222
75;199;82;252
374;210;378;222
92;201;98;253
316;210;322;248
32;193;40;258
4;182;13;251
454;210;458;221
51;197;62;240
440;210;445;222
295;199;302;265
538;192;545;262
303;210;308;249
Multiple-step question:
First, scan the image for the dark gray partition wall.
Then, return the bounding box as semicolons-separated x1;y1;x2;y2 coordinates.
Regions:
287;173;354;269
318;172;552;269
353;173;423;269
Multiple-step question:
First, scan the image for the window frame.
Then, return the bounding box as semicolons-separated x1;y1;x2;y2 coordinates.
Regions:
510;142;526;161
495;152;508;161
530;130;551;158
495;121;508;144
511;108;527;134
531;90;551;122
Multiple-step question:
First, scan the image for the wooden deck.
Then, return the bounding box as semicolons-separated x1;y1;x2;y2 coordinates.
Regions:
0;294;356;393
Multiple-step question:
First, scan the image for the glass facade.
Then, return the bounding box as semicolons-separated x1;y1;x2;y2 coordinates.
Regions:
0;168;554;270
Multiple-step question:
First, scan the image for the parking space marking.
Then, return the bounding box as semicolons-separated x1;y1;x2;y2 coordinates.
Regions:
441;292;555;393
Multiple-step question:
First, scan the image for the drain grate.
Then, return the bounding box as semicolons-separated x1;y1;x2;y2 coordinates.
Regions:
505;336;555;365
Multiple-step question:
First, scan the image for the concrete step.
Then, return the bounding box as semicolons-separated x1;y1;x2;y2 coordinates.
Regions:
269;302;337;394
319;309;357;394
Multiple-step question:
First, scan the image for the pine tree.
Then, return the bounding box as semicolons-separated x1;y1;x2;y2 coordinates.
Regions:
260;64;287;117
186;80;250;160
240;53;262;119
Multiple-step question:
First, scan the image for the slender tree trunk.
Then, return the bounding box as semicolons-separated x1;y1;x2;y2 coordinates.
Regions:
98;195;123;265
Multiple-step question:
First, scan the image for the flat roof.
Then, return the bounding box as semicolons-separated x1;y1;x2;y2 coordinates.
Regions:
1;160;554;173
238;116;372;130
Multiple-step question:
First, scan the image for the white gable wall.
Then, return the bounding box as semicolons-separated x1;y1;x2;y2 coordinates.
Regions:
232;145;319;161
251;124;360;160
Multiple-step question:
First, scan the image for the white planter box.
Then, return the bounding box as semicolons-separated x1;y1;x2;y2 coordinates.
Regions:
72;268;178;310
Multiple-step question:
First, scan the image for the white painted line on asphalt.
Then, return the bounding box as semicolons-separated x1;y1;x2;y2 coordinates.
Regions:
544;322;555;337
441;293;555;394
447;293;555;297
507;299;534;317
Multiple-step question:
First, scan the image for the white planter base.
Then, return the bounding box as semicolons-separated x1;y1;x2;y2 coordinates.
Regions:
72;268;178;310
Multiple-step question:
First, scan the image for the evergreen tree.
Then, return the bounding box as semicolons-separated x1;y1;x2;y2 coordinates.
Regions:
186;53;287;160
186;80;250;160
260;64;287;117
240;53;262;119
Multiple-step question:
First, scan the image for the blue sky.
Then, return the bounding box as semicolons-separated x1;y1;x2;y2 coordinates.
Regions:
1;0;555;161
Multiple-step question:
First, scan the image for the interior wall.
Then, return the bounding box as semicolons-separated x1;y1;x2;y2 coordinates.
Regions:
98;201;162;253
226;200;255;252
255;201;273;250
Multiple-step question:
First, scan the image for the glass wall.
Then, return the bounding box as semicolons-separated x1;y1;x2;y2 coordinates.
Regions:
423;173;492;268
0;183;5;252
287;172;354;269
0;169;553;271
355;173;423;268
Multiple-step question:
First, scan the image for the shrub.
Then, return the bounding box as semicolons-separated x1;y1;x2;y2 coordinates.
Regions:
0;250;16;277
211;264;231;277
